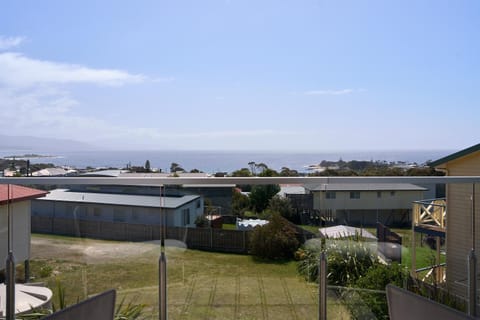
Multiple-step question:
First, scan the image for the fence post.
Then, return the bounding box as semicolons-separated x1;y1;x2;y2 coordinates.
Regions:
210;227;213;249
318;251;327;320
243;230;246;253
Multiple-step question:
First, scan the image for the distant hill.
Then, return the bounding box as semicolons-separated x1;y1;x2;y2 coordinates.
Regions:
0;134;98;152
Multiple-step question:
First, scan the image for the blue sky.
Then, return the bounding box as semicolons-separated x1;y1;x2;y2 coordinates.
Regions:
0;0;478;151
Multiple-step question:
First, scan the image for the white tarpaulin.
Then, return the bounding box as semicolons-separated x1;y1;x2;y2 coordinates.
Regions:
319;225;377;240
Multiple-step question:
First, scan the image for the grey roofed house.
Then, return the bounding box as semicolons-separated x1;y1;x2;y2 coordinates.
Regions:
32;189;204;228
37;189;199;209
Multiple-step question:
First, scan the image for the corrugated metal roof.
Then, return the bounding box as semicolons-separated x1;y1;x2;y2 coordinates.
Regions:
0;184;48;205
36;189;199;208
278;185;306;196
81;170;127;177
120;172;212;178
306;183;427;191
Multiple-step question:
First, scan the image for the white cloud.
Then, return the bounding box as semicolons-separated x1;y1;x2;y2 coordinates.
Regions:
0;52;145;87
0;36;25;50
304;88;365;95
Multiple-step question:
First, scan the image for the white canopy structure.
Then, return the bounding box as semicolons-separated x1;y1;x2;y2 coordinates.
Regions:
319;225;377;240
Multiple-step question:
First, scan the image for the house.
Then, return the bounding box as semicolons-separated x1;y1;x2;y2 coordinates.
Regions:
120;172;235;214
31;189;203;229
305;183;427;226
428;143;480;303
68;172;235;214
31;167;78;177
0;184;48;277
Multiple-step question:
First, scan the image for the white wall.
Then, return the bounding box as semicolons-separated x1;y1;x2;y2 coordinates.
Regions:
0;201;31;270
313;190;424;211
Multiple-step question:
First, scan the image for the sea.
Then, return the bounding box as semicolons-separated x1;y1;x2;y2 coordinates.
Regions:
0;149;454;174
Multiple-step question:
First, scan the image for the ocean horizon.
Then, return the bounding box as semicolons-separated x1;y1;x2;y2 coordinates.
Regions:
0;149;455;174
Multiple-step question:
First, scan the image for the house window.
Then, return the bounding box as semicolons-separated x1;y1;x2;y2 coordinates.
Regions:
326;191;336;199
390;191;396;196
182;208;190;225
377;192;382;198
196;200;201;208
350;191;360;199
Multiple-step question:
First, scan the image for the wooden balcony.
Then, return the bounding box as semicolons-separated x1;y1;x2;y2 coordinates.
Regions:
411;199;447;283
412;198;446;236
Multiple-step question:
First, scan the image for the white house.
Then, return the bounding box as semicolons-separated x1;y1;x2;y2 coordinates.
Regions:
0;184;48;273
306;183;427;226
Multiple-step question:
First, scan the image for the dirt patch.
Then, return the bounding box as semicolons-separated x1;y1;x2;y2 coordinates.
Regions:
31;236;160;263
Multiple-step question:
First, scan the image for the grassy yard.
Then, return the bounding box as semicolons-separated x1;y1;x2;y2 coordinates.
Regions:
28;234;350;319
364;227;445;271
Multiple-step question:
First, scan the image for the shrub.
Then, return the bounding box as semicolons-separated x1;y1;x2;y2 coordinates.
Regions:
350;263;407;319
326;240;379;286
195;215;209;228
250;213;300;260
297;238;378;286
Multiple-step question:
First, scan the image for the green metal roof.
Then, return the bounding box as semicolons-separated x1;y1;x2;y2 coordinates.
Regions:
429;143;480;167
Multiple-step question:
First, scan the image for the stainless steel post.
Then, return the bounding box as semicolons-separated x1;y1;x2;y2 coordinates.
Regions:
6;251;15;320
159;251;167;320
468;249;477;316
468;183;477;316
6;184;15;320
318;251;327;320
159;185;167;320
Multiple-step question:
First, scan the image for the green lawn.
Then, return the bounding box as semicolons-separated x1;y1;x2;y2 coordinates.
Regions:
365;227;445;271
222;223;237;230
29;234;350;319
298;225;320;234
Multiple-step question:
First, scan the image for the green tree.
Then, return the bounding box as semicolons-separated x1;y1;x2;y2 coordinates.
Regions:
255;162;268;174
231;168;252;177
248;161;257;175
280;167;299;176
232;189;251;217
266;195;297;223
144;160;151;172
249;184;280;213
258;168;279;177
170;162;184;173
250;213;300;260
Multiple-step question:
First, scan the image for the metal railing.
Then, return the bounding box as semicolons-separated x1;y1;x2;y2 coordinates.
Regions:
415;263;447;283
1;176;480;320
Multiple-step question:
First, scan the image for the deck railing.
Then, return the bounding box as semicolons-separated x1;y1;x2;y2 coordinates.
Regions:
413;198;447;229
415;263;447;283
1;176;480;320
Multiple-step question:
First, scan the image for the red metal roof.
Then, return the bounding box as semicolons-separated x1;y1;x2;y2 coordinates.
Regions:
0;184;48;205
